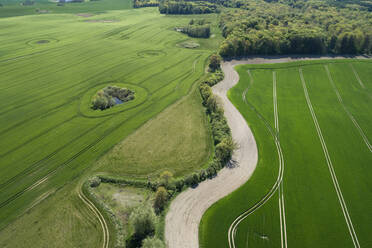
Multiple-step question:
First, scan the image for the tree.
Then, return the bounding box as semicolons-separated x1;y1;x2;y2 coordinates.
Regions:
160;171;173;188
215;137;236;163
129;206;156;242
209;54;221;71
142;237;165;248
153;187;168;214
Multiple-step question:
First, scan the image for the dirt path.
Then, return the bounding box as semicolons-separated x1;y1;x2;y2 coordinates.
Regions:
78;187;110;248
165;55;369;248
165;60;258;248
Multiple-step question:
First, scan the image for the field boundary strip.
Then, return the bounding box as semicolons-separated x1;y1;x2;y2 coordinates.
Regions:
273;71;288;248
324;65;371;152
299;68;360;248
227;70;285;248
78;187;109;248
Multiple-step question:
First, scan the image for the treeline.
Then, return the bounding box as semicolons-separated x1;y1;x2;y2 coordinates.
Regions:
218;0;372;57
133;0;159;8
179;19;211;38
159;0;219;14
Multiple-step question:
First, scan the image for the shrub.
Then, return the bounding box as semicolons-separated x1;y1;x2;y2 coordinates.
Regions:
159;171;173;188
209;54;221;72
174;179;185;191
185;173;199;187
142;237;165;248
215;137;236;163
89;176;101;188
129;206;156;244
91;86;134;110
153;187;168;214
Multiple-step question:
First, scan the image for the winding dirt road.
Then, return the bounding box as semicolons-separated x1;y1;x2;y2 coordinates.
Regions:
164;55;370;248
165;60;259;248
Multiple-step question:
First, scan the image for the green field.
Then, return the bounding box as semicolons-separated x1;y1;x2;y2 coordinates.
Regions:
200;60;372;248
0;4;221;234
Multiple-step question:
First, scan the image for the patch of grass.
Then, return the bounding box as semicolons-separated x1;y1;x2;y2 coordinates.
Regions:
0;181;102;248
200;60;372;247
94;88;213;179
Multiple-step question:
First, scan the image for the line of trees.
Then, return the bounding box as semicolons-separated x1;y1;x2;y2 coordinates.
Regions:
133;0;159;8
159;0;219;14
179;19;211;38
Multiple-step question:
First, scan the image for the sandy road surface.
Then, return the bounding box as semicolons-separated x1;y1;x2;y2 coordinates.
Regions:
165;55;369;248
165;60;258;248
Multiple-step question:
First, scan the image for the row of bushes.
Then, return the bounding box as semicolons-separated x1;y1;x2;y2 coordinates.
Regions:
133;0;159;8
180;24;210;38
159;1;219;14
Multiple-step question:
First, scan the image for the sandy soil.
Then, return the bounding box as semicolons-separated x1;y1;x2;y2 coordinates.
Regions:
164;55;370;248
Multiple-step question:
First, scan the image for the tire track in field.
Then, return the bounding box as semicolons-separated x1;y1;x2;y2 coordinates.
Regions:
299;68;360;248
78;187;109;248
228;71;285;248
0;56;139;116
349;64;366;89
0;115;78;158
0;56;201;209
324;65;371;152
273;72;288;248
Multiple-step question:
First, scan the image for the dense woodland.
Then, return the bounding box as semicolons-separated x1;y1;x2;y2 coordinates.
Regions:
218;0;372;57
148;0;372;56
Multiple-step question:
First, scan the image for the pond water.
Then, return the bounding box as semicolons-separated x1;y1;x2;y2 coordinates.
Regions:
114;97;123;105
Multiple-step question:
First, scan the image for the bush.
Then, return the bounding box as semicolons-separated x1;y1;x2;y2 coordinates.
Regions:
142;237;165;248
89;176;101;188
185;173;199;187
159;171;173;188
129;206;156;244
215;137;236;163
209;54;221;72
91;86;135;111
174;179;185;191
153;187;168;214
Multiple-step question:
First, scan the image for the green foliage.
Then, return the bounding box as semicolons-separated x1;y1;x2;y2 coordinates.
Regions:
218;0;372;57
91;86;135;111
129;206;156;243
153;186;168;214
142;237;165;248
159;171;173;188
89;176;101;187
179;20;211;38
185;173;200;186
215;136;235;163
208;54;221;72
159;0;219;14
134;0;159;8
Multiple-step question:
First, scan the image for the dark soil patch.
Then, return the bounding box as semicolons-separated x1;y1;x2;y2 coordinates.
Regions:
37;40;50;44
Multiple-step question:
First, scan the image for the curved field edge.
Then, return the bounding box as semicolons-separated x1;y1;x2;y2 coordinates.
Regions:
199;58;372;248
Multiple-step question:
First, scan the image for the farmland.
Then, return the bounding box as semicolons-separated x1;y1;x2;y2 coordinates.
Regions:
0;3;221;238
200;60;372;248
